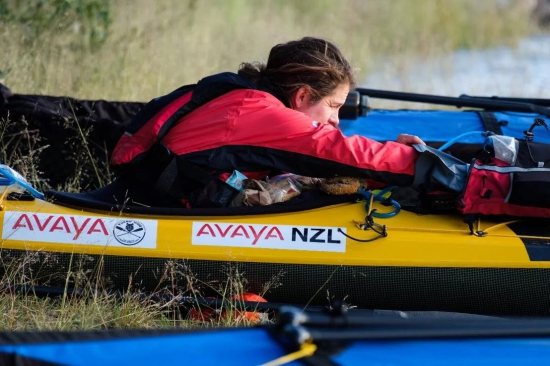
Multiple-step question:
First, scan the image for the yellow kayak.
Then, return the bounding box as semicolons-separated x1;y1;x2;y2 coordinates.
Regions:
1;175;550;317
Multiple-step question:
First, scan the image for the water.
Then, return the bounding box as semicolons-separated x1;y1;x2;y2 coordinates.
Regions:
363;34;550;106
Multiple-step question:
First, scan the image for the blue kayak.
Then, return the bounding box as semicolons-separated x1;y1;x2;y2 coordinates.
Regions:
339;88;550;144
2;306;550;366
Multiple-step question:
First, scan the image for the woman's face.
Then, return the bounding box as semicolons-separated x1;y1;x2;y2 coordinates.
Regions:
293;83;350;128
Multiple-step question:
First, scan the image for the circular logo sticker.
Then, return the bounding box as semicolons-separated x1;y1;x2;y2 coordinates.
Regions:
113;220;146;246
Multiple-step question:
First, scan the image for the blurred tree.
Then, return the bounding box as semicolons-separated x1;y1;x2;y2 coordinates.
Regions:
532;0;550;28
0;0;112;48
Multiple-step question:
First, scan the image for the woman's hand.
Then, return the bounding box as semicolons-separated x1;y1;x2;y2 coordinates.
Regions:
396;133;426;146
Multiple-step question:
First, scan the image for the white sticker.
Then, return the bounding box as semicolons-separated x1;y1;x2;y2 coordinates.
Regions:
2;211;158;248
192;222;346;252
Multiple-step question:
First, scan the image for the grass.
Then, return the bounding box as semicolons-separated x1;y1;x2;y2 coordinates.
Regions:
1;0;538;101
0;0;544;331
0;289;176;331
0;248;275;330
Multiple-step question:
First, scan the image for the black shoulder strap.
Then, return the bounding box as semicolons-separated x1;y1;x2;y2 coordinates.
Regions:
153;155;215;199
121;72;255;169
156;72;256;142
124;72;255;142
153;154;239;207
477;111;503;135
124;84;196;136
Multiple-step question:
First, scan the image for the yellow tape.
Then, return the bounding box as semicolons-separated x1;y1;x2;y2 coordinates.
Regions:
259;343;317;366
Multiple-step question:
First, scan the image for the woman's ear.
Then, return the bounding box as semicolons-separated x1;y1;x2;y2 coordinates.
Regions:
291;86;311;109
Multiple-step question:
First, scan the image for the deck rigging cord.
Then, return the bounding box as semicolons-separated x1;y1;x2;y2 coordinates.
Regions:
345;131;483;240
345;126;550;242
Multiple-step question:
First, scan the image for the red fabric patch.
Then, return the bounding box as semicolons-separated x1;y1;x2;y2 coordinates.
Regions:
189;293;267;324
460;158;550;217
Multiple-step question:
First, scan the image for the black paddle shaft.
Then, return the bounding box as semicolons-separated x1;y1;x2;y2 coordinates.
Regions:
356;88;550;118
462;94;550;108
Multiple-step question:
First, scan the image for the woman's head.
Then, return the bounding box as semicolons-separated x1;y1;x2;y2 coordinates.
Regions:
238;37;356;126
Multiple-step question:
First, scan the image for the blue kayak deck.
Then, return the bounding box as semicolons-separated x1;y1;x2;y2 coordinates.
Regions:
340;109;550;144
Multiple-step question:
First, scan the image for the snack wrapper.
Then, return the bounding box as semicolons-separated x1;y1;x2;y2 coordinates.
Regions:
224;170;248;191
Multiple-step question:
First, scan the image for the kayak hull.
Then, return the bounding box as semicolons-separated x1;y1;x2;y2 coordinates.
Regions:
4;248;550;316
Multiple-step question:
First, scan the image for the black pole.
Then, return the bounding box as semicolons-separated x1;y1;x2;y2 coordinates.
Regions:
460;94;550;108
356;88;550;117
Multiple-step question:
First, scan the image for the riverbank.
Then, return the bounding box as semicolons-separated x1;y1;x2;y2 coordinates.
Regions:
364;33;550;108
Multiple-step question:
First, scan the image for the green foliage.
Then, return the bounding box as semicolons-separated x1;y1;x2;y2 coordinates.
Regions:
0;0;112;48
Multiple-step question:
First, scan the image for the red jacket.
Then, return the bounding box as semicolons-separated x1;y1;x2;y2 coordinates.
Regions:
157;88;419;186
112;72;419;188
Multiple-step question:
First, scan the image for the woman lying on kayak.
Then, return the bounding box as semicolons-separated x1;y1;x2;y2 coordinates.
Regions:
110;36;425;208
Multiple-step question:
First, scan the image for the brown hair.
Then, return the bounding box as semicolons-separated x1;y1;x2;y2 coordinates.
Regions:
238;37;356;105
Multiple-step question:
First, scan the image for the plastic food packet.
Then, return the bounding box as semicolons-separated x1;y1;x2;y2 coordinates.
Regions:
266;174;302;202
231;174;324;207
269;173;322;191
293;176;323;189
231;179;274;207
